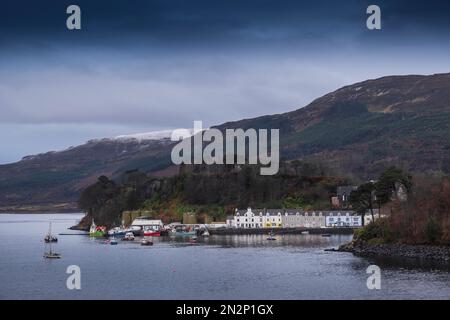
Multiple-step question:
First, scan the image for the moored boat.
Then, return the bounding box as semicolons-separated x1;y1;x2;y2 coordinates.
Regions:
121;232;135;241
171;225;197;237
89;220;107;237
44;222;58;243
267;231;276;240
189;236;198;244
143;226;161;237
43;234;61;259
141;238;153;246
44;251;61;259
108;227;128;237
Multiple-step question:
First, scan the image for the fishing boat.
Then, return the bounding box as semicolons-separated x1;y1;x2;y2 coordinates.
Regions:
141;238;153;246
143;226;161;237
44;222;58;243
171;225;197;237
121;232;135;241
89;220;107;237
108;227;128;237
129;226;143;236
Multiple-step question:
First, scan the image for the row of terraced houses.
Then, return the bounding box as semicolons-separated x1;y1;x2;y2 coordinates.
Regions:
226;208;380;229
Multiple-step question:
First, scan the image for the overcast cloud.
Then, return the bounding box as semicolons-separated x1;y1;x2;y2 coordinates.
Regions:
1;0;450;163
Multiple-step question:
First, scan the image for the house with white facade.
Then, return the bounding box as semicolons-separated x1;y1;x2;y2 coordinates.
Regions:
229;208;364;229
229;208;283;229
282;210;324;228
325;212;362;227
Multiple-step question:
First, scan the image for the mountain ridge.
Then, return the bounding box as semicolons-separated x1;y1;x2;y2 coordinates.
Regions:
1;72;450;207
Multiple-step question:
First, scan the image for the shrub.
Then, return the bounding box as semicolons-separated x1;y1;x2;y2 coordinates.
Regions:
425;216;442;244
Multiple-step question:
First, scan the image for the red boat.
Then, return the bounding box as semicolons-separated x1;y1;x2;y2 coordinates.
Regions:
143;227;161;237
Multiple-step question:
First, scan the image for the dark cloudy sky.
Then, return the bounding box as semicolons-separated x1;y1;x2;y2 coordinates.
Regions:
1;0;450;164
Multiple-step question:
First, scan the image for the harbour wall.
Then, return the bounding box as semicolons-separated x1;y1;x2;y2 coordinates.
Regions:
209;227;356;235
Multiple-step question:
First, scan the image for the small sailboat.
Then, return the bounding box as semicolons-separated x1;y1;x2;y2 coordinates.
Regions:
44;237;61;259
44;222;58;243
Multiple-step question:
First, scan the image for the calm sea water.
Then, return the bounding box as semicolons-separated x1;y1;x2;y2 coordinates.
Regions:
0;213;449;300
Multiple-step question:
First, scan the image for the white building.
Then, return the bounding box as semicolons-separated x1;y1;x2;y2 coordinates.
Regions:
229;208;363;228
363;209;383;225
282;210;328;228
230;208;283;229
226;216;236;228
325;212;362;227
131;217;164;229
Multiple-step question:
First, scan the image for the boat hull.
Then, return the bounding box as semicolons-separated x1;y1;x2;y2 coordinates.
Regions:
143;230;161;237
172;231;197;237
108;231;128;237
90;231;106;237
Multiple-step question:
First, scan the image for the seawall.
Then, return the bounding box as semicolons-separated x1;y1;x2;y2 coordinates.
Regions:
209;227;355;235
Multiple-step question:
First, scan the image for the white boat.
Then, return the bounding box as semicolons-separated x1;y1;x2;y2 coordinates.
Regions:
202;229;210;237
301;231;309;235
141;238;153;246
44;251;61;259
122;232;135;241
108;227;128;237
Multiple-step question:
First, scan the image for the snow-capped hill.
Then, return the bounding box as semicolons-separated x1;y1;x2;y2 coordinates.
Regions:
112;129;194;142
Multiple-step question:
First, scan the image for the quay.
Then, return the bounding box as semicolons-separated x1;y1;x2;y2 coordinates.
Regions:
209;227;355;235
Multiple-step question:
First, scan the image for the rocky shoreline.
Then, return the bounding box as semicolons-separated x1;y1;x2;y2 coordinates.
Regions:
338;240;450;263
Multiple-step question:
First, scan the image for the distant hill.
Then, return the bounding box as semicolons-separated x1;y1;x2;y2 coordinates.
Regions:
1;73;450;208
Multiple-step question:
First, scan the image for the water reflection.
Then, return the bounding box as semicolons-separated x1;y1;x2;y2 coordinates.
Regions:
160;234;351;248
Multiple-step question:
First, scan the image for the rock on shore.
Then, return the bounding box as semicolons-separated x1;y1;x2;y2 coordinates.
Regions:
338;240;450;262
